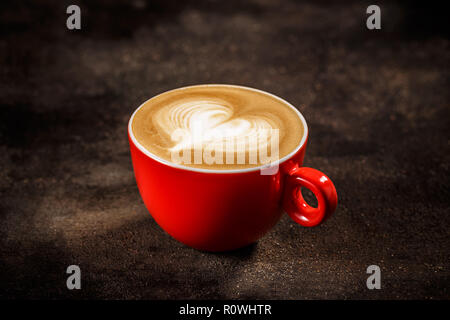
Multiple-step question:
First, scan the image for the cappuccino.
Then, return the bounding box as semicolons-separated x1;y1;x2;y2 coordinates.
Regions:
131;85;304;170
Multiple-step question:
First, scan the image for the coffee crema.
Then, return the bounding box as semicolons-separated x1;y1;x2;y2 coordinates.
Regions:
131;85;304;170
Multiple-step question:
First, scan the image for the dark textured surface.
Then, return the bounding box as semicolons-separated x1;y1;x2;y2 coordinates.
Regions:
0;0;449;299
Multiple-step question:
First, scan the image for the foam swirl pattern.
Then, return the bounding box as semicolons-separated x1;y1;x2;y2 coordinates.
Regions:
153;100;281;155
131;85;304;170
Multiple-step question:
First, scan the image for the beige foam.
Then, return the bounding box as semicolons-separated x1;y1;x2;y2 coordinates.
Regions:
132;85;304;170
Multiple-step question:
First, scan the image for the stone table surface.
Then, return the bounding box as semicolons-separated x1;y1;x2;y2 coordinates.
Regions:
0;0;448;299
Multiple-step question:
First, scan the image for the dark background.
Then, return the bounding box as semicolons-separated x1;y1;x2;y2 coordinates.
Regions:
0;0;448;299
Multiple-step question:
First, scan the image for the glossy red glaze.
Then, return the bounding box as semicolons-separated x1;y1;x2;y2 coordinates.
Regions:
283;167;338;227
129;132;338;252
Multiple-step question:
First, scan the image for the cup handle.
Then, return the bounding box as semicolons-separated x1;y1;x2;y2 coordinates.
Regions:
282;166;338;227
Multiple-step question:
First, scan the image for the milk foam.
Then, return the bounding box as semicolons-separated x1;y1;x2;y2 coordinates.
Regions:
153;99;282;159
131;85;303;170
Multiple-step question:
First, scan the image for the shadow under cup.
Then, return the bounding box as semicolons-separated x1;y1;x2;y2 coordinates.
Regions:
128;85;338;252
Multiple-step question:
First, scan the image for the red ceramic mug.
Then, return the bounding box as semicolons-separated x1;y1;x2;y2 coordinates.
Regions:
128;85;337;252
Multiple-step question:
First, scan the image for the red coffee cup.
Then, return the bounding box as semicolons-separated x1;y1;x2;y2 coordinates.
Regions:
128;85;337;252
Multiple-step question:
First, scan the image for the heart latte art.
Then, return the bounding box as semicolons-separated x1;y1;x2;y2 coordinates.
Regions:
131;85;304;170
155;99;281;163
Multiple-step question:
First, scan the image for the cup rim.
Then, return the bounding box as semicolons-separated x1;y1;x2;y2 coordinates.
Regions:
128;84;308;174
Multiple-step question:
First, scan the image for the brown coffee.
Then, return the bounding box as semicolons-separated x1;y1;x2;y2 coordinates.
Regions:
131;85;304;170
